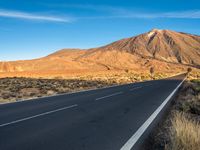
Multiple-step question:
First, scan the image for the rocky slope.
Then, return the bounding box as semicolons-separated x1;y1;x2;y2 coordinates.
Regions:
0;29;200;75
84;29;200;66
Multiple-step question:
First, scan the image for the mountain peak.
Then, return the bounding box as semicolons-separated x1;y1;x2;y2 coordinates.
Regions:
147;28;163;37
0;29;200;75
93;29;200;66
151;28;163;32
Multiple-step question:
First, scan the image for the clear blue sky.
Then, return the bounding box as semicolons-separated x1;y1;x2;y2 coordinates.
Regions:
0;0;200;61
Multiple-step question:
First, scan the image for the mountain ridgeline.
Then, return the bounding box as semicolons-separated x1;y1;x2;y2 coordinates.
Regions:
94;29;200;65
0;29;200;73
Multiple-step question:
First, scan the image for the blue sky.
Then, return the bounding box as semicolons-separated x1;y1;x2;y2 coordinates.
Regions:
0;0;200;60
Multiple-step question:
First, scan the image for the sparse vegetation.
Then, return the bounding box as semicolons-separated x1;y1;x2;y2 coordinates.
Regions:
0;77;112;103
150;67;155;79
187;67;192;74
166;112;200;150
0;72;170;104
186;69;200;80
148;75;200;150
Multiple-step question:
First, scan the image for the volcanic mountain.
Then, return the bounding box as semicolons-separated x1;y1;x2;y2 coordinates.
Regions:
0;29;200;77
84;29;200;65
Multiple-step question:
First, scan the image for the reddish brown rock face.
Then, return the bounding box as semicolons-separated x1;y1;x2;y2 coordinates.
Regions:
0;29;200;77
92;29;200;66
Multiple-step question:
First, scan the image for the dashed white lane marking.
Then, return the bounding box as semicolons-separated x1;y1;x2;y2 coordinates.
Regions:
95;92;123;101
0;104;78;127
129;86;142;91
144;83;155;87
120;78;186;150
130;84;155;91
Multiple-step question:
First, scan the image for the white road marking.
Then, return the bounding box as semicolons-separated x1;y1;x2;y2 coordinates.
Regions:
0;73;185;106
129;86;142;91
95;92;123;101
0;104;78;127
144;84;153;87
120;77;186;150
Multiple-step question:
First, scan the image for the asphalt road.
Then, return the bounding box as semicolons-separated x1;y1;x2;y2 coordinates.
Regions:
0;74;186;150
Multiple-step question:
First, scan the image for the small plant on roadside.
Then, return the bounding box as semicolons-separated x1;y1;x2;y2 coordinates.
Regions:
150;67;155;79
187;67;192;73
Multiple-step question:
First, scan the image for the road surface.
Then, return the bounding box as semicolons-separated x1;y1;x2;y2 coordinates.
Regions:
0;74;186;150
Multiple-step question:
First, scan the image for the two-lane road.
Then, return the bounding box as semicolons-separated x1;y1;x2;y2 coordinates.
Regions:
0;74;186;150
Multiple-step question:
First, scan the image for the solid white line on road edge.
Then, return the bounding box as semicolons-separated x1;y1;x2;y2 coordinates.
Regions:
0;104;78;128
129;86;142;91
120;78;186;150
95;92;123;101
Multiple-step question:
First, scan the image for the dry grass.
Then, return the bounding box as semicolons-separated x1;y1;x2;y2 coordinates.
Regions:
0;77;115;103
147;76;200;150
0;72;170;104
166;112;200;150
187;69;200;81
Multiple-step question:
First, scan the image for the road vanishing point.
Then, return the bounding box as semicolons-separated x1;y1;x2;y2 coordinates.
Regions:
0;74;186;150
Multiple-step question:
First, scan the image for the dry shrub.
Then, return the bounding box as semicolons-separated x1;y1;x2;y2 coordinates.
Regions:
0;73;170;103
176;81;200;115
187;70;200;80
167;112;200;150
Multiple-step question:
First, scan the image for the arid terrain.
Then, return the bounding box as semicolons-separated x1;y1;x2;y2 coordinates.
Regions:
0;71;170;103
0;28;200;150
1;29;200;105
0;29;200;79
1;0;200;148
147;72;200;150
1;70;200;104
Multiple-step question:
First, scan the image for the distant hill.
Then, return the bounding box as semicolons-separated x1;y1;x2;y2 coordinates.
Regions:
84;29;200;66
0;29;200;77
